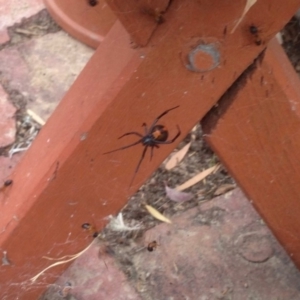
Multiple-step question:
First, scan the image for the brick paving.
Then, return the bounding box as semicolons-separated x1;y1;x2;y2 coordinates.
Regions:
1;1;300;299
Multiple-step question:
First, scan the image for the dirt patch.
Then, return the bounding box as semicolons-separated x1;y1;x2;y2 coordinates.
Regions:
281;17;300;74
3;9;61;50
0;9;60;156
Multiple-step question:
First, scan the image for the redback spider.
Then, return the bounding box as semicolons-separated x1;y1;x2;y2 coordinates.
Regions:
103;106;181;187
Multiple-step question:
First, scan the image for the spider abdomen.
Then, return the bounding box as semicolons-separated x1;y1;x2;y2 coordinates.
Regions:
151;125;168;142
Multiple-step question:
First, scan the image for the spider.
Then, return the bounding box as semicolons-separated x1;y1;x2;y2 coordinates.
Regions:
81;223;99;238
103;106;181;187
249;25;262;46
147;240;158;252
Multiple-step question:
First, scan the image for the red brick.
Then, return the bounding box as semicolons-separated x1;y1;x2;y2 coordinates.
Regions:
43;243;142;300
0;84;16;147
0;0;44;45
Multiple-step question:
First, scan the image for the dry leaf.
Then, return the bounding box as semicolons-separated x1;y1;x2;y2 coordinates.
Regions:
176;164;220;191
165;142;191;170
145;204;172;224
26;109;45;125
165;125;197;170
165;184;193;202
231;0;257;33
29;241;95;282
214;184;235;196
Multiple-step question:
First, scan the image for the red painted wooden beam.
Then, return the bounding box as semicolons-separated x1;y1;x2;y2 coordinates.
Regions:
0;0;299;297
203;38;300;268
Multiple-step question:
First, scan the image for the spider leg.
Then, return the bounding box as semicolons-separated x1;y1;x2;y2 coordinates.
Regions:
150;146;154;161
129;145;148;187
118;131;143;139
148;105;180;132
154;125;181;144
149;145;160;161
103;139;143;154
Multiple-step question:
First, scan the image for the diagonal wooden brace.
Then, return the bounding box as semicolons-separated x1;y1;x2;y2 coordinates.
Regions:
1;0;299;297
203;38;300;268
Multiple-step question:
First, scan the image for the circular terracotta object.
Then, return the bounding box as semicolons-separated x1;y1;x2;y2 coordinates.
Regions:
44;0;116;48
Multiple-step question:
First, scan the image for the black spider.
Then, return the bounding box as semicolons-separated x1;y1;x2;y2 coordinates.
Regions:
103;106;181;186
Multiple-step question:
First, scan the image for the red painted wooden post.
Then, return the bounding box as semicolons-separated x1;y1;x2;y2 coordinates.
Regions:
105;0;171;45
203;38;300;268
0;0;299;298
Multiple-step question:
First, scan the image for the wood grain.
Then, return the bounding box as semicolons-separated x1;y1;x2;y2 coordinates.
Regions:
1;0;299;297
203;38;300;267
